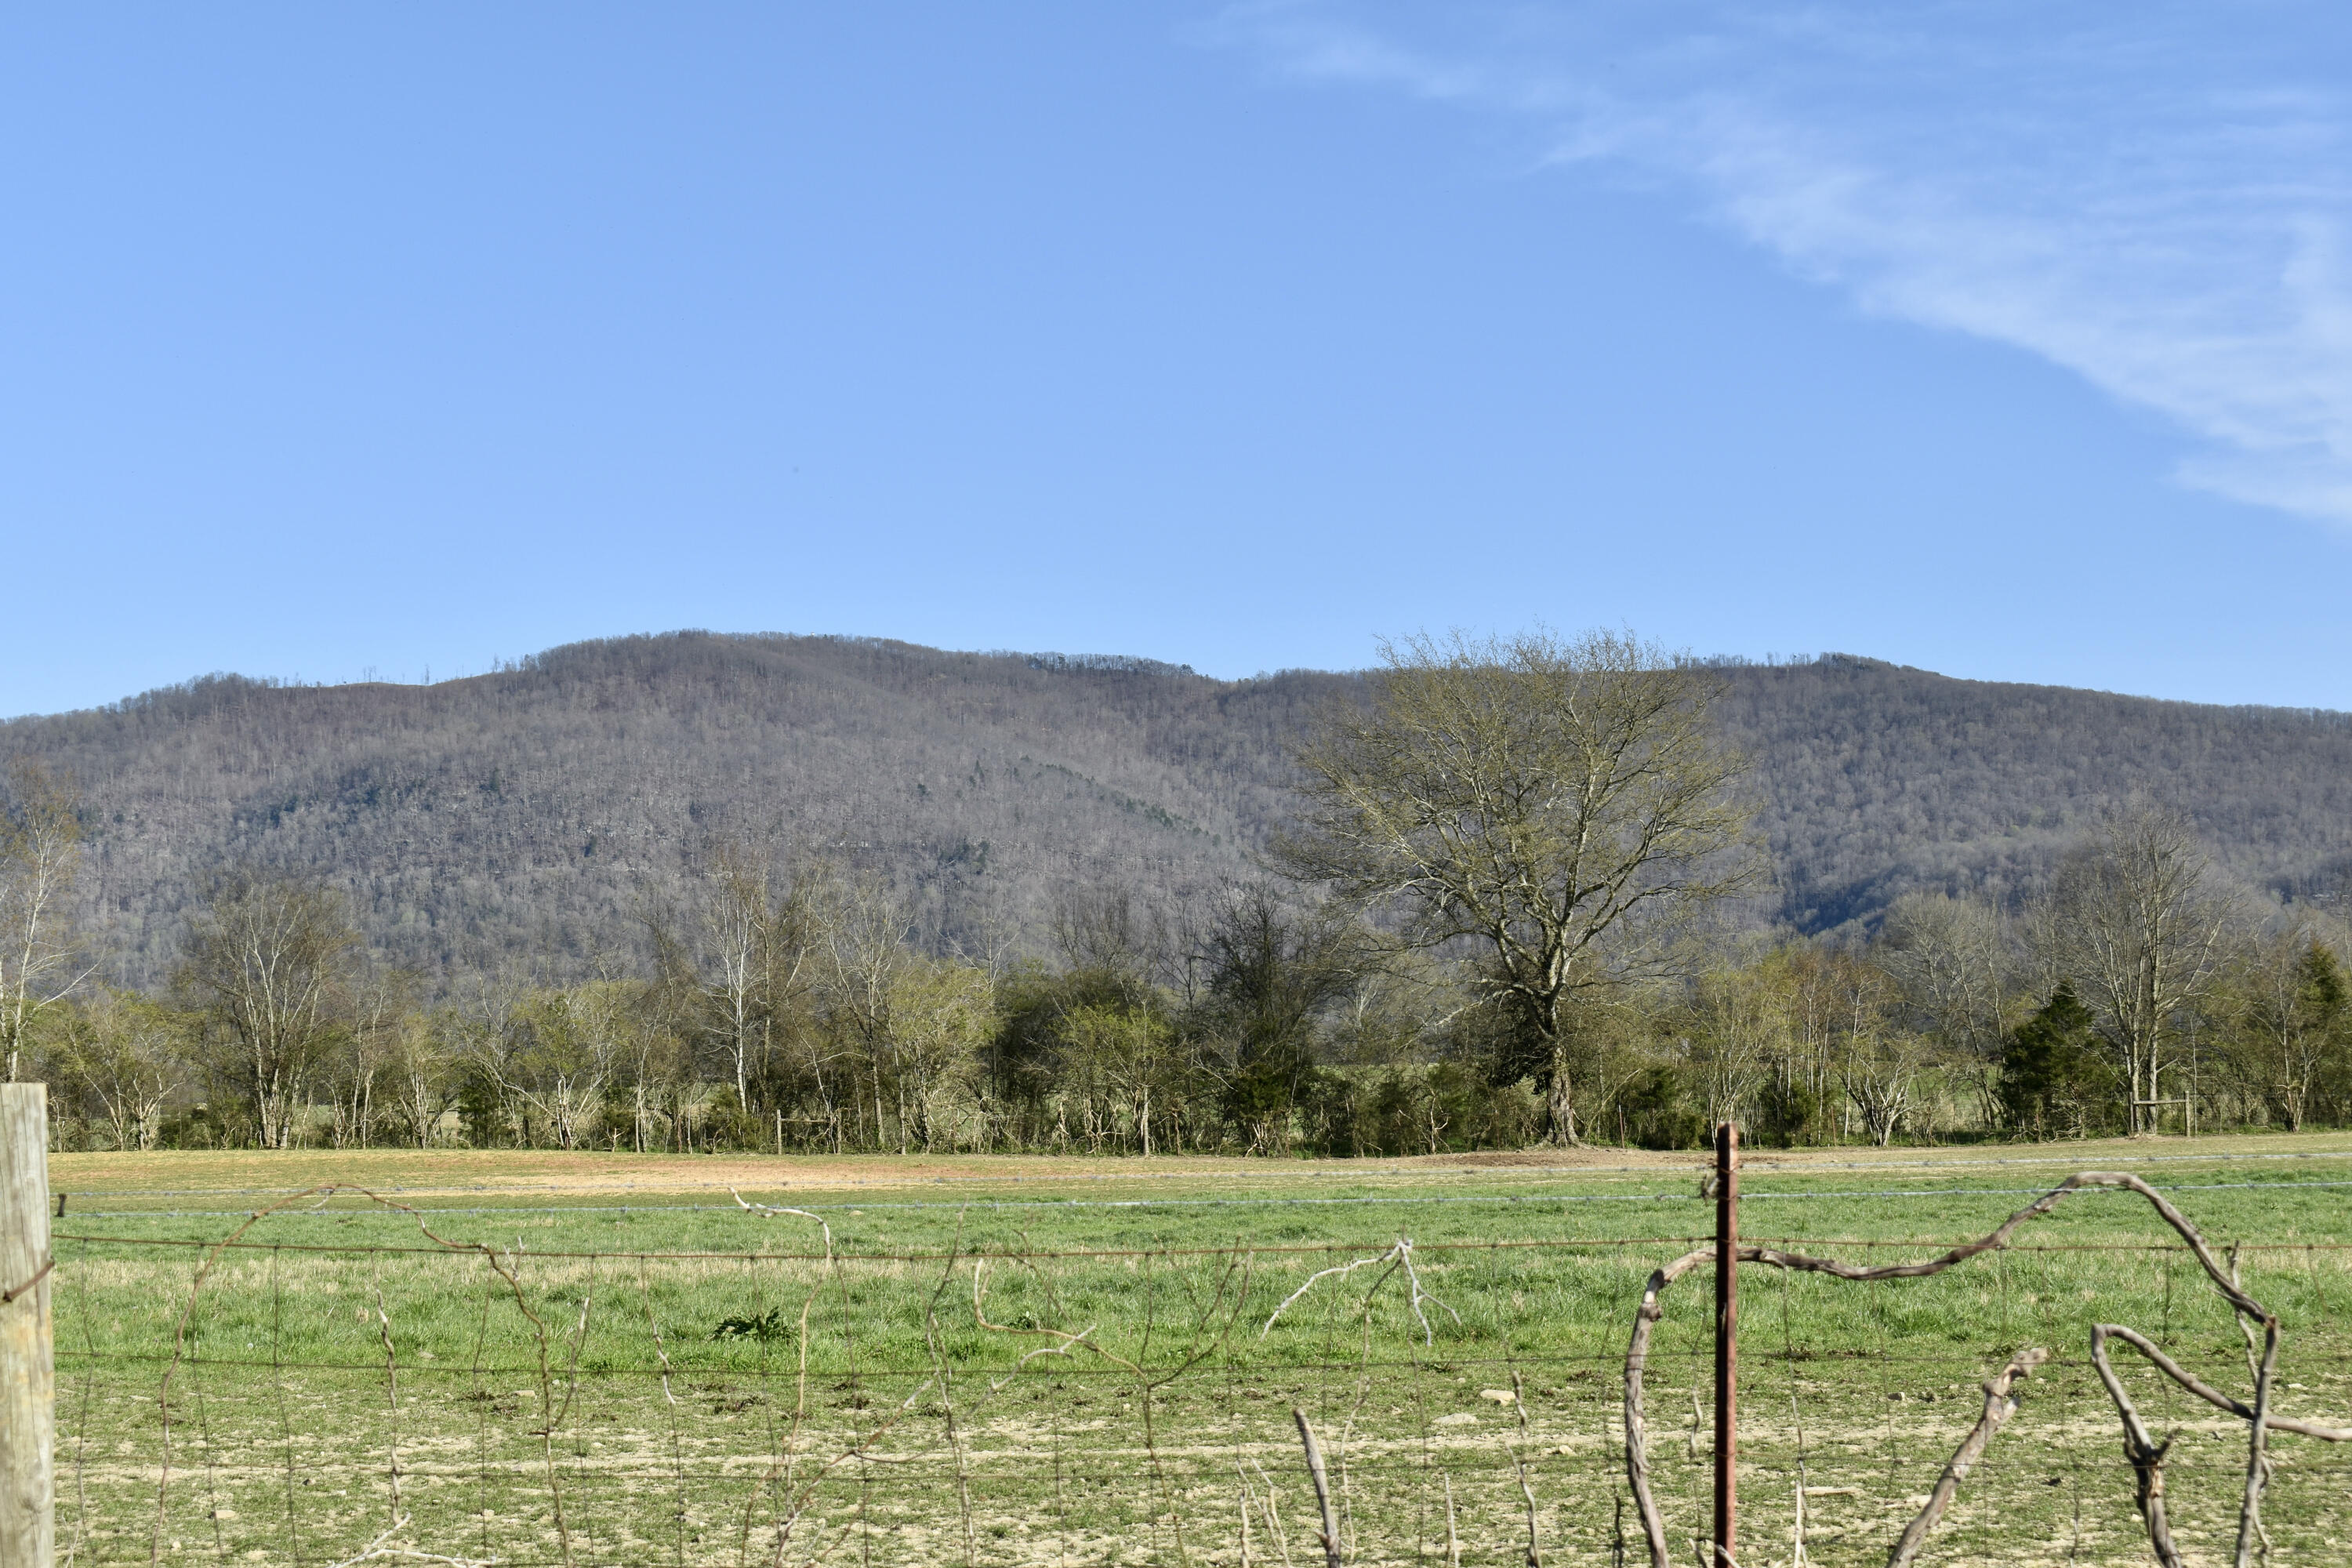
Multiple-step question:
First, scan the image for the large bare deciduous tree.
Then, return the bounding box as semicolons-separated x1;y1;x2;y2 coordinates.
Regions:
1875;891;2013;1127
385;1007;458;1149
1875;892;2011;1059
682;840;822;1117
2044;806;2241;1135
2223;925;2349;1133
56;989;184;1151
1190;880;1360;1155
810;871;992;1153
0;760;89;1081
176;869;359;1148
1276;629;1756;1143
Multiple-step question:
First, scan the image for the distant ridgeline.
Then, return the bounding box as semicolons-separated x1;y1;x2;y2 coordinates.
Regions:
5;632;2350;986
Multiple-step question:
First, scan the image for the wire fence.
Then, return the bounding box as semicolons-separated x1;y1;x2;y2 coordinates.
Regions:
33;1167;2352;1568
50;1178;2352;1225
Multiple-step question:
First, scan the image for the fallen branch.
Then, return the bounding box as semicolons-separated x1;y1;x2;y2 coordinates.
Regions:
730;1189;836;1255
1261;1238;1459;1345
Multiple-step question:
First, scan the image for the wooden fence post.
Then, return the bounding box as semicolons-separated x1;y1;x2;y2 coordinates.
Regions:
1713;1121;1738;1568
1;1082;55;1568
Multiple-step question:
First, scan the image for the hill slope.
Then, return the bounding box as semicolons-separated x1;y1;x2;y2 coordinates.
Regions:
6;633;2350;985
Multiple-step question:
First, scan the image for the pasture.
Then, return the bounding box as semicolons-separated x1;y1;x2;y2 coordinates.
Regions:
44;1134;2352;1566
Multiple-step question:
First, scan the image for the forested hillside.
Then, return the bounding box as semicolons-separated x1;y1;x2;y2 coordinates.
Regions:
5;630;2350;985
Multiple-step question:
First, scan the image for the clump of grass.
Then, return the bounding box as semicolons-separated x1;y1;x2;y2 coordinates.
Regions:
710;1307;793;1342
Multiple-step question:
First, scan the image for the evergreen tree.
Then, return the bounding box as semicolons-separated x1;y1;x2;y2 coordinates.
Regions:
2289;940;2350;1127
1999;983;2117;1138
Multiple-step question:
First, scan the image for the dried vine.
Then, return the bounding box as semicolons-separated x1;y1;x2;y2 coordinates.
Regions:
1622;1172;2352;1568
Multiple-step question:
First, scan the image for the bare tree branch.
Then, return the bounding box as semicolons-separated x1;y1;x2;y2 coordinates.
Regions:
1886;1348;2049;1568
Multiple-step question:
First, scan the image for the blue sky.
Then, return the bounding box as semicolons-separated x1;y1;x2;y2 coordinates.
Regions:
5;3;2350;716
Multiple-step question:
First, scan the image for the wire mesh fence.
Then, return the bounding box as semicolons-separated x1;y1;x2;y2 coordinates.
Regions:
38;1167;2352;1568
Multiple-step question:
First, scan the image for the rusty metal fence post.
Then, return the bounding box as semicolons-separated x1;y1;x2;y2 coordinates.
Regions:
1714;1121;1738;1568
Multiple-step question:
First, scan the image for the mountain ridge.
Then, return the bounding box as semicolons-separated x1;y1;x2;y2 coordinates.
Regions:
7;630;2350;987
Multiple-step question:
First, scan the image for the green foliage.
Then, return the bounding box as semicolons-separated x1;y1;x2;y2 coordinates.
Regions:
1618;1065;1707;1150
1755;1073;1824;1147
1311;1062;1543;1156
710;1307;793;1342
1999;984;2120;1138
456;1062;510;1148
2306;942;2352;1121
2218;937;2352;1132
695;1084;767;1152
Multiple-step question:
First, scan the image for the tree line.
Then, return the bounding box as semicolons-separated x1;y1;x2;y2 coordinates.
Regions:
5;630;2349;1154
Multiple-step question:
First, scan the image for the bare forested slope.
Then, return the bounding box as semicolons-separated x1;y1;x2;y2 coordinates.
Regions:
6;632;2349;984
1721;655;2352;927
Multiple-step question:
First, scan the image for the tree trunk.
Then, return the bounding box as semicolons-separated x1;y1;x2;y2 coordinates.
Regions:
1546;1042;1581;1146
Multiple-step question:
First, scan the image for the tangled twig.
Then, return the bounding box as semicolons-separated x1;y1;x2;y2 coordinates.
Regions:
323;1513;499;1567
720;1192;847;1566
730;1189;836;1256
1261;1237;1459;1345
147;1188;575;1568
971;1258;1135;1380
1621;1172;2352;1568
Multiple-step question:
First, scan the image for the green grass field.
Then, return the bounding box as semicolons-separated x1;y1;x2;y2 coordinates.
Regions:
42;1135;2352;1566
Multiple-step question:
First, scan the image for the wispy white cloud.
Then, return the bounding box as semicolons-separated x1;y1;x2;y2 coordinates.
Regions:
1216;2;2352;524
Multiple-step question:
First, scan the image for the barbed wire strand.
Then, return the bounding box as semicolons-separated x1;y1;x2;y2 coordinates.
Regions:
56;1229;2352;1266
134;1184;594;1568
1617;1171;2345;1568
54;1171;2352;1224
60;1338;2352;1377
